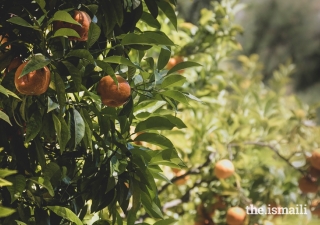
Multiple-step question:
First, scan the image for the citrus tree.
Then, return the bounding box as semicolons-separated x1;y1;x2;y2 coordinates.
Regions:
2;0;320;225
0;0;202;224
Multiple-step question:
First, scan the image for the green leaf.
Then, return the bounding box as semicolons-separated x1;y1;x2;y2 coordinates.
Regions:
167;61;202;75
153;218;177;225
61;61;82;92
112;0;124;26
73;109;85;146
60;116;71;152
144;0;158;18
52;28;80;38
134;100;167;115
7;16;39;30
103;56;137;68
35;0;46;12
140;191;163;218
66;49;95;64
6;175;26;203
0;110;12;126
0;206;15;218
14;221;27;225
134;133;174;149
92;220;111;225
0;85;21;100
0;169;17;178
25;111;42;143
184;92;203;103
47;97;59;113
47;206;83;225
135;116;177;132
52;114;62;150
0;178;13;187
0;85;9;97
87;23;101;48
43;162;60;180
149;149;184;167
121;32;175;46
141;12;160;29
163;115;187;128
52;72;66;116
160;90;189;105
19;54;51;78
157;1;177;30
29;177;54;197
96;60;115;76
34;139;47;170
52;11;80;25
81;113;93;151
157;47;171;70
127;179;141;225
161;75;186;88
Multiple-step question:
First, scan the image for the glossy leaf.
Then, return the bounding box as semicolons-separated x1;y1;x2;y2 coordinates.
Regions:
47;206;83;225
19;54;51;78
0;111;12;126
167;61;202;75
161;75;186;88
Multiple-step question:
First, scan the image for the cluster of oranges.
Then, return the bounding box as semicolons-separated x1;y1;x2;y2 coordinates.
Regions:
193;159;247;225
1;10;131;108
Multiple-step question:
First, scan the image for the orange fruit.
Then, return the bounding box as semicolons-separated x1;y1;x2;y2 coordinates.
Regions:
166;56;184;73
53;10;91;41
214;159;235;179
298;176;318;193
97;75;131;107
14;61;51;95
310;150;320;170
4;57;23;76
226;207;246;225
310;199;320;217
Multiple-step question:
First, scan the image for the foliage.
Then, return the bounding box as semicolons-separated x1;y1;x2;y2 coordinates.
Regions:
0;0;199;224
1;0;320;225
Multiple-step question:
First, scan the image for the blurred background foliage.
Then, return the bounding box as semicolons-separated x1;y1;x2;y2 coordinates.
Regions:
146;0;320;224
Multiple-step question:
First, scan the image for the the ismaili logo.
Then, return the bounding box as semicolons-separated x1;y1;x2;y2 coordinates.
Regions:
246;204;308;215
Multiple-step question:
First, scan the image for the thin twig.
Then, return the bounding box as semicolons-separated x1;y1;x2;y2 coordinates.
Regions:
228;141;305;176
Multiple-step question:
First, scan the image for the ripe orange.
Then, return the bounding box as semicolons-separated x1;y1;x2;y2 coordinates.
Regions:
310;150;320;170
226;207;246;225
166;56;184;73
310;199;320;217
97;75;131;107
298;176;318;193
4;57;23;76
214;159;235;179
53;10;91;41
14;61;51;95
